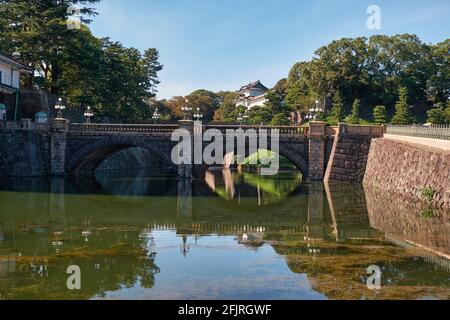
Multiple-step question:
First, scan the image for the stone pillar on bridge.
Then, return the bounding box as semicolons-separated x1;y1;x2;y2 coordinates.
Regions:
50;119;68;176
177;120;194;179
308;121;326;181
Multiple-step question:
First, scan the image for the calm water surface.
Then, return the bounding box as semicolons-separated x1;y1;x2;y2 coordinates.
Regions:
0;169;449;300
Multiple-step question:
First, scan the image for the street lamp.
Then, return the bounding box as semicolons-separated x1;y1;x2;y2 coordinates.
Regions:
237;113;243;125
83;106;94;124
54;98;66;119
237;111;249;126
181;99;192;120
306;100;323;121
193;108;203;121
180;235;190;257
152;107;160;123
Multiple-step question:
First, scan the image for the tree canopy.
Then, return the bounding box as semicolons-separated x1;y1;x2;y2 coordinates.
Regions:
0;0;163;123
284;34;450;124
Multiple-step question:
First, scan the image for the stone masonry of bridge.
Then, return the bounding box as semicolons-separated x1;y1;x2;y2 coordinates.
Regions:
324;123;384;183
1;119;383;183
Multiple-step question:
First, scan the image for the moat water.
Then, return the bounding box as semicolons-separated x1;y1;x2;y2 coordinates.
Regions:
0;169;449;300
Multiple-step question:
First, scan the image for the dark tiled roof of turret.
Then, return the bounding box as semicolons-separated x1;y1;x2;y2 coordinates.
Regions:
239;80;269;92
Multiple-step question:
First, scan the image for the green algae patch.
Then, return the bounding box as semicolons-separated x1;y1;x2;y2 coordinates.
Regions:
272;239;450;300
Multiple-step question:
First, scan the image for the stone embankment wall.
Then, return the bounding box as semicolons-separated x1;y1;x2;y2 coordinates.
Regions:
0;129;49;176
324;124;384;183
363;138;450;209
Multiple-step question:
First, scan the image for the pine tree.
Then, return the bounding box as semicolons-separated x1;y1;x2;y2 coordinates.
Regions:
348;99;361;124
391;87;413;124
427;103;446;124
373;105;387;124
330;91;345;124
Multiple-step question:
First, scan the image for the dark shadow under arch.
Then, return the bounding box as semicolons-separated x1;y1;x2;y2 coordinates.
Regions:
66;137;175;175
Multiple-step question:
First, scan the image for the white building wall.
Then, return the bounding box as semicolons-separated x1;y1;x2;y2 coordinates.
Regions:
0;61;20;89
247;97;268;110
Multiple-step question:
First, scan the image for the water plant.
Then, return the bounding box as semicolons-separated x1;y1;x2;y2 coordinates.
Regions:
420;186;437;219
421;186;436;203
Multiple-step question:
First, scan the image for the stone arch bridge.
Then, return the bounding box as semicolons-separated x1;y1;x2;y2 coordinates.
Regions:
46;119;384;182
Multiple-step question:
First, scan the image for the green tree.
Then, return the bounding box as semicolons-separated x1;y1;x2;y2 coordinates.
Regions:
0;0;163;124
373;105;387;124
264;91;286;114
310;37;368;108
213;92;239;123
285;61;317;114
426;40;450;103
0;0;101;92
248;106;272;125
426;103;447;124
271;113;290;126
446;101;450;124
273;78;288;96
285;34;445;123
329;91;345;124
392;87;414;124
186;90;219;123
348;99;361;124
93;40;163;123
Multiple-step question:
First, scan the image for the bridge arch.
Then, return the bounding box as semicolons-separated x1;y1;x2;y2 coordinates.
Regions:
66;136;175;175
218;143;309;177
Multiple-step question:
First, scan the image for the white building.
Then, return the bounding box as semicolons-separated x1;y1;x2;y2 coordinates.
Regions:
0;51;31;121
236;80;269;110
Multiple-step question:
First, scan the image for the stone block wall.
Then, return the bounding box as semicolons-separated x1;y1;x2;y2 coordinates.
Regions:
324;133;374;183
0;129;49;176
364;138;450;209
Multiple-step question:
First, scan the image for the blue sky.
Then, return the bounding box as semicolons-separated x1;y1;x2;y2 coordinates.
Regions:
89;0;450;99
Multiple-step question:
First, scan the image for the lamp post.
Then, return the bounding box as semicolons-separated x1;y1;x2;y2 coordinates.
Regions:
237;111;249;126
180;235;190;257
193;108;203;121
237;113;243;125
83;106;94;124
181;99;192;120
54;98;66;119
152;107;161;123
306;100;323;122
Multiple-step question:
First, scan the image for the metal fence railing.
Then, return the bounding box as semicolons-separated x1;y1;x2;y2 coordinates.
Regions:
386;124;450;141
69;123;180;133
206;125;309;136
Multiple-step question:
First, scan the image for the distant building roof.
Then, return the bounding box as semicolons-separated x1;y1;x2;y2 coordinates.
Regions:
238;80;269;92
0;51;32;72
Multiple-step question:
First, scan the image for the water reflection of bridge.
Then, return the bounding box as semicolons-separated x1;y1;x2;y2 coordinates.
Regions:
1;173;449;300
0;171;448;269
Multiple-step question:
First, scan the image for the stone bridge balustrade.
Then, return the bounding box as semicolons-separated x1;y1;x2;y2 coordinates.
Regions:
1;119;386;181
